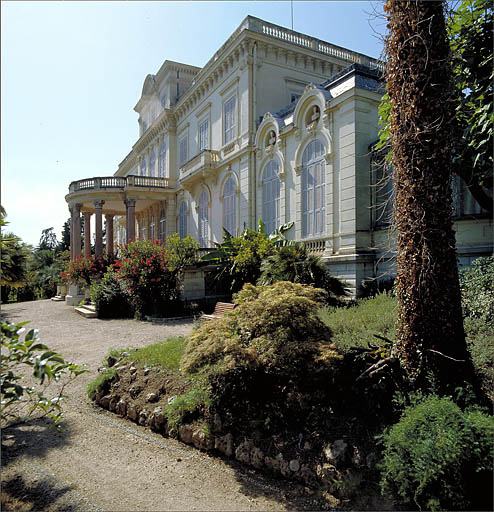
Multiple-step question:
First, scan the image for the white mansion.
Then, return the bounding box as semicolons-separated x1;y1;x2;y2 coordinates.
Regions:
65;16;493;296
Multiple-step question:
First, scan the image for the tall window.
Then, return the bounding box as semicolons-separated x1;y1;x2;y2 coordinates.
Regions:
302;139;325;238
199;119;209;151
149;151;156;177
179;136;188;166
141;221;147;240
140;157;147;177
198;190;209;247
150;215;155;239
159;209;166;242
452;176;486;217
178;201;187;239
161;94;167;109
223;176;237;236
159;141;166;178
224;96;236;144
262;159;281;235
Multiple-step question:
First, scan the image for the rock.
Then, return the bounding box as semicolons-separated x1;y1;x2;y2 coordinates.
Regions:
167;427;178;439
116;399;127;417
303;441;312;451
178;424;194;444
366;452;376;469
138;409;149;426
143;367;150;375
127;404;138;421
251;447;264;469
167;395;177;405
109;396;120;412
264;456;280;473
289;459;300;472
146;392;158;403
192;429;214;451
323;439;348;465
316;463;338;485
212;413;222;433
276;454;292;478
152;407;167;433
235;440;253;464
130;366;137;373
214;433;233;457
129;385;142;399
107;356;117;367
98;395;111;409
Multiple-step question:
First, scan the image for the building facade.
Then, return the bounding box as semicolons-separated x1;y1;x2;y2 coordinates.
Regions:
65;16;493;296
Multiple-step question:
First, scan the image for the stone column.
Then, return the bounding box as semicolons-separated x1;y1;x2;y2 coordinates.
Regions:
83;212;92;258
94;200;105;259
105;214;114;258
125;198;136;243
73;203;82;259
69;206;74;260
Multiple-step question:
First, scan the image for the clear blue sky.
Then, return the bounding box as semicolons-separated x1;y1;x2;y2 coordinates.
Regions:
2;1;385;247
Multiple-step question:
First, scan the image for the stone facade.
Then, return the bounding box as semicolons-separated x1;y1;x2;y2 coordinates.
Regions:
65;15;493;295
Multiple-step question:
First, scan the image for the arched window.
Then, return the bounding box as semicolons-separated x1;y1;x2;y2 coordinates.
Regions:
262;159;281;235
178;201;187;239
150;215;155;239
149;151;156;178
302;139;325;238
223;176;237;236
159;141;166;178
159;209;166;242
198;190;209;247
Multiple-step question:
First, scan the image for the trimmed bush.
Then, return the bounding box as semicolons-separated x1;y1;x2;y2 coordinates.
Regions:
380;395;494;511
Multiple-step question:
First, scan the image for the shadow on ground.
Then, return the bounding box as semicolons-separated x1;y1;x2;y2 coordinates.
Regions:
1;417;74;468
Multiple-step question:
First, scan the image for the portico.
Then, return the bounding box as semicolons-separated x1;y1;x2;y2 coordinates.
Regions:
65;175;176;260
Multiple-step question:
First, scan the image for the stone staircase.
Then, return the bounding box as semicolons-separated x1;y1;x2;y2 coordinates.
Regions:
74;302;97;319
51;295;65;302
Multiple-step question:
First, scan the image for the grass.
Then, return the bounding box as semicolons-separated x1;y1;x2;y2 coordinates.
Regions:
87;367;119;400
165;381;211;429
319;293;397;351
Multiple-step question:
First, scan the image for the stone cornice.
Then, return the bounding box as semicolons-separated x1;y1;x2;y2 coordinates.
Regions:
132;109;176;154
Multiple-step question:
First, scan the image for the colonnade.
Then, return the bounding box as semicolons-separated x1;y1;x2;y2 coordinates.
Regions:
69;197;137;261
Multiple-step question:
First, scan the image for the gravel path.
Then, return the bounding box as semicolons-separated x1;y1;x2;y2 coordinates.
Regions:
1;300;319;511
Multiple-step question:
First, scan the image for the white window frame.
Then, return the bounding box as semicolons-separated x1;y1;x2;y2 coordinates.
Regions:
262;159;281;236
302;139;325;238
179;135;188;166
178;201;188;239
199;118;209;151
149;150;156;178
223;176;237;236
198;189;210;247
159;141;167;178
223;95;236;145
159;209;166;242
140;157;147;177
150;215;155;239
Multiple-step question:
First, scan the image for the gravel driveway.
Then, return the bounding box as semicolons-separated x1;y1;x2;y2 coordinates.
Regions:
1;300;320;511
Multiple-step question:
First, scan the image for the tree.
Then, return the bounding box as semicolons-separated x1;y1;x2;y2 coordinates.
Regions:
58;218;71;252
384;0;475;389
37;227;58;251
377;0;493;214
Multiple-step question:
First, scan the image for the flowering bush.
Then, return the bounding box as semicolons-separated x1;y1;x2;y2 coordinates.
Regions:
61;255;109;286
115;239;178;318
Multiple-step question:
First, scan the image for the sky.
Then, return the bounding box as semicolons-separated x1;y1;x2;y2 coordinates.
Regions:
2;1;385;247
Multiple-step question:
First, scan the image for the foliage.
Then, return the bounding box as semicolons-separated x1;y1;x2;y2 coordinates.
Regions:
182;281;340;376
58;218;71;252
37;227;58;252
61;255;109;286
257;243;347;304
201;226;275;292
379;395;494;511
449;0;493;210
459;256;494;322
165;233;200;270
1;320;86;426
464;316;494;392
165;383;210;429
0;231;30;289
319;293;397;352
90;269;133;319
115;239;177;318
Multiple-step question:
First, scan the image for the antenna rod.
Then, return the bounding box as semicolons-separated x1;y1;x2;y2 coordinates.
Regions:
291;0;294;31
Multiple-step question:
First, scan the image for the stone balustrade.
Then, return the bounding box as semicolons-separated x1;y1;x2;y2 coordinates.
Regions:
69;175;172;193
180;150;220;185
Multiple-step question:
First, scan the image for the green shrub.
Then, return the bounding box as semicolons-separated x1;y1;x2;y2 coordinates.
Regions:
258;243;347;304
125;337;187;373
460;256;494;322
380;395;494;511
91;269;133;319
319;293;397;351
464;316;494;391
165;233;200;269
182;281;341;376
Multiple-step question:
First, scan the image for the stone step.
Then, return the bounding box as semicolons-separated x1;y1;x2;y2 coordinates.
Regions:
74;304;97;318
51;296;65;302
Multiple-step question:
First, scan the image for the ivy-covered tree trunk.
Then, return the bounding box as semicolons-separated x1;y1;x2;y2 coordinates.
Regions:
385;0;474;389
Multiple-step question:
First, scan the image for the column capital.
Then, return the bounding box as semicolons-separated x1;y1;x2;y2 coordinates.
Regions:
74;203;82;214
94;199;105;209
125;197;137;208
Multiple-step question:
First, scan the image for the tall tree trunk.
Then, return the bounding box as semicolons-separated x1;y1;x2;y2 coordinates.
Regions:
385;0;474;390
